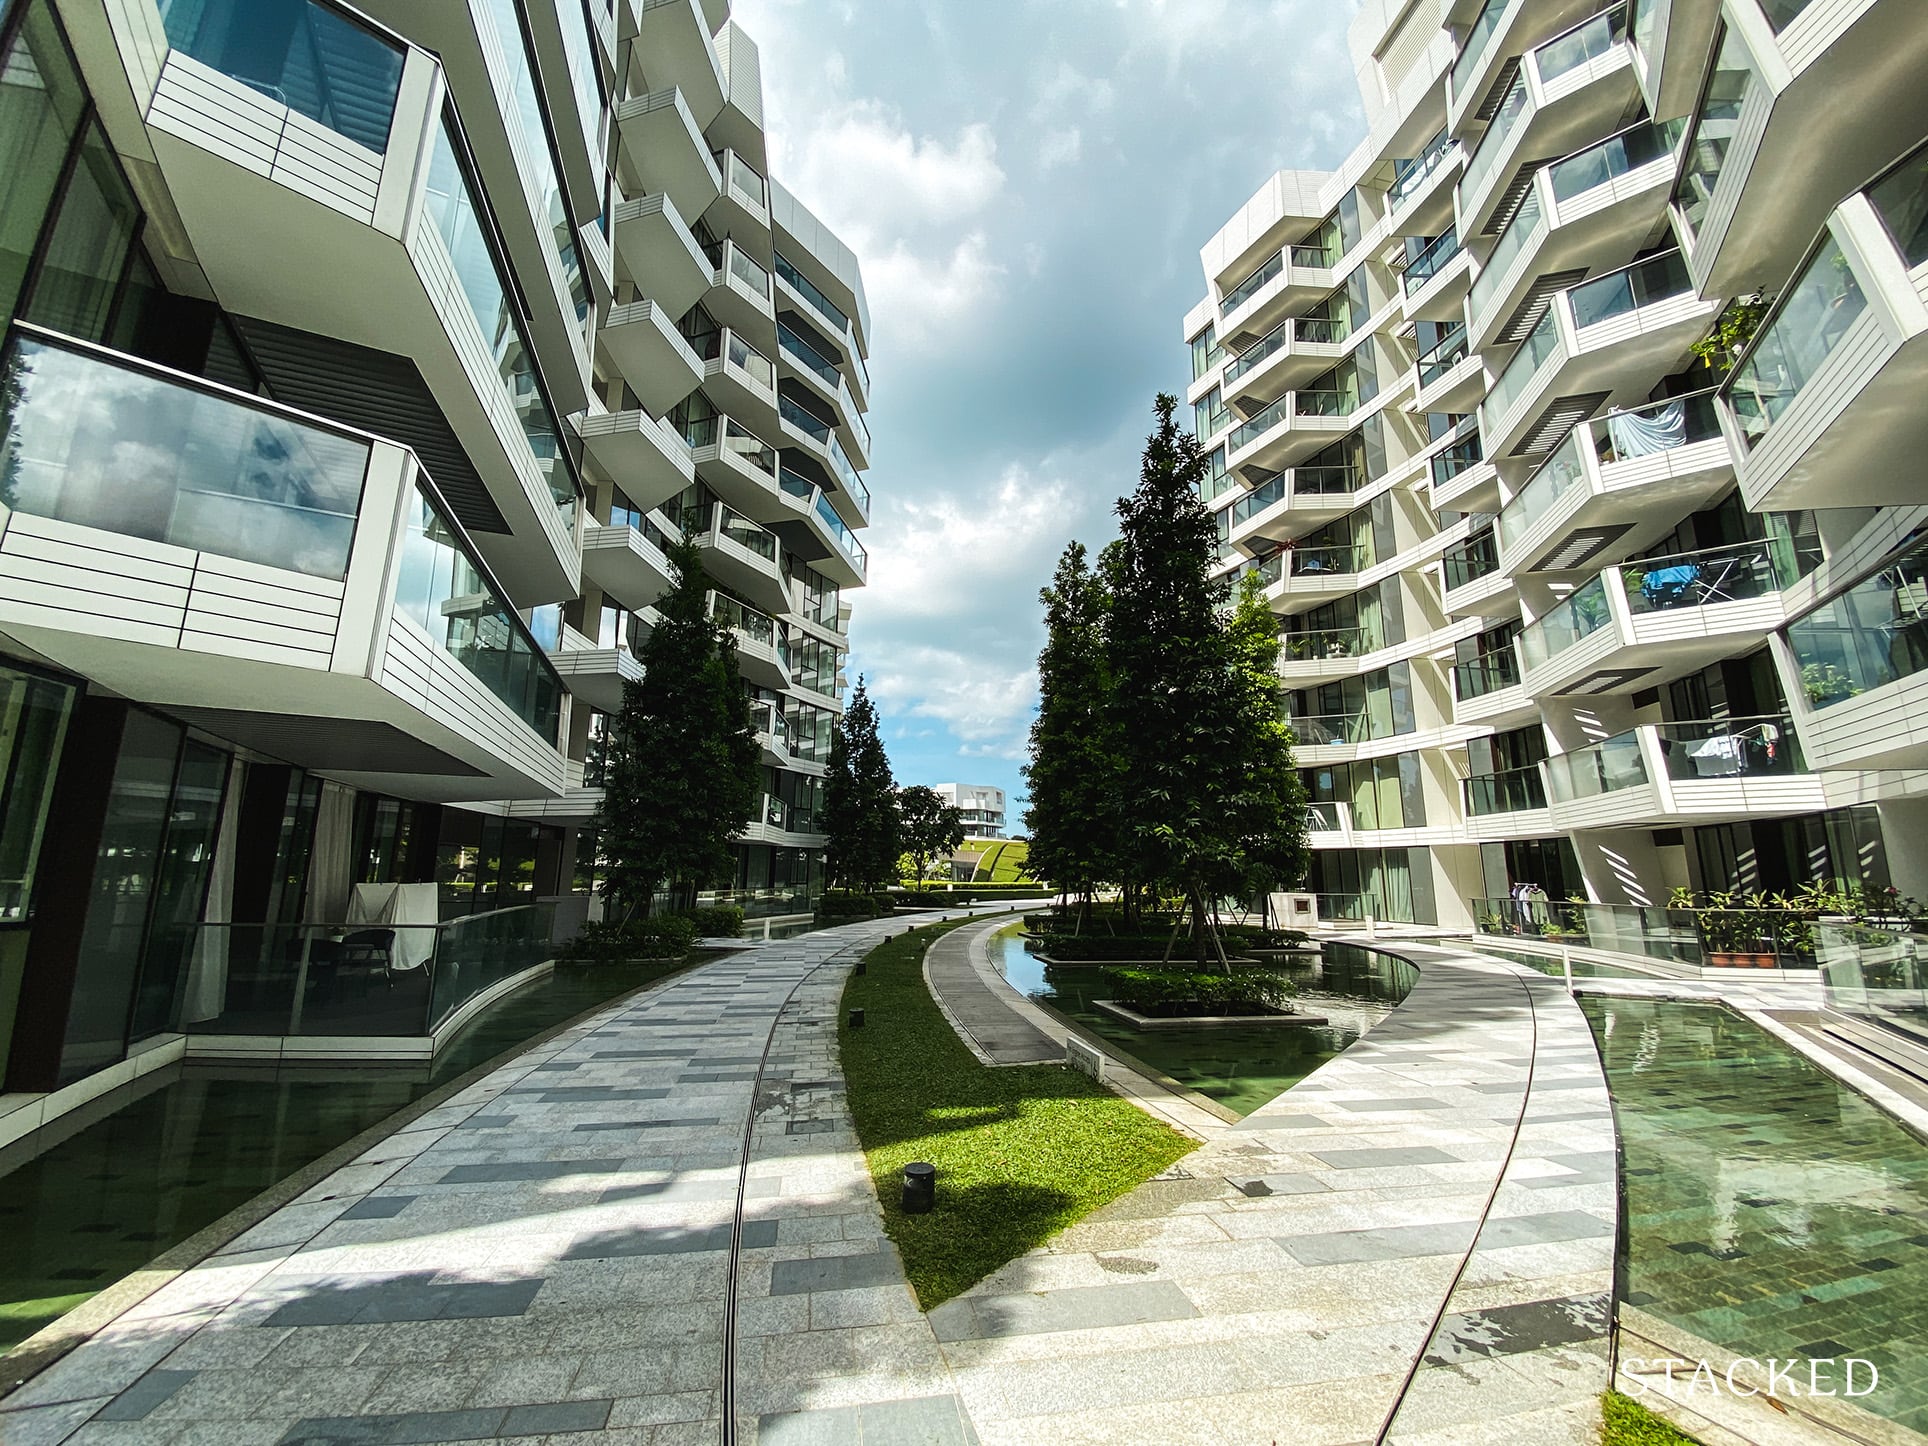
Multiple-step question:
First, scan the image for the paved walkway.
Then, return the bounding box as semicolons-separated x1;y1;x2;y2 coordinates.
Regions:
0;908;1016;1446
925;932;1618;1445
3;916;1619;1446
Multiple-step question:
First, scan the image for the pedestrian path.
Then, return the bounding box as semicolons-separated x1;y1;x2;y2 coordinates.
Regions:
2;916;1619;1446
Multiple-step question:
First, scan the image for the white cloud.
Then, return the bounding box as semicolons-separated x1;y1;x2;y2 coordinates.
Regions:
866;645;1038;754
1036;128;1083;171
860;232;1005;352
783;107;1005;239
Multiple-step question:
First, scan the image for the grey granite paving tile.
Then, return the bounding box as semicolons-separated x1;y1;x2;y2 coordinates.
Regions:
928;1281;1196;1342
1324;1097;1453;1112
526;1088;672;1102
95;1370;199;1422
500;1398;614;1434
561;1221;776;1260
264;1278;543;1327
275;1406;505;1443
337;1196;415;1221
784;1120;834;1135
571;1117;721;1132
454;1116;517;1131
1309;1146;1462;1169
1472;1211;1612;1249
1275;1219;1481;1266
1230;1173;1330;1197
1233;1113;1334;1132
436;1160;626;1184
1421;1293;1609;1366
759;1393;973;1445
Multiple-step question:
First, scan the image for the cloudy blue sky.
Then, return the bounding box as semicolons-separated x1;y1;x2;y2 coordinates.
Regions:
735;0;1367;819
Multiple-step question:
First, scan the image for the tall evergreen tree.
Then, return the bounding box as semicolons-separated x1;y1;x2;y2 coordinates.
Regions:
1023;541;1125;921
896;785;964;886
595;536;760;918
1225;570;1310;911
1107;394;1304;963
822;679;901;893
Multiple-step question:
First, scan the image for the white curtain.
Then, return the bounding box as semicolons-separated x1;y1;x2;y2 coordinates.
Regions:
307;781;356;922
181;756;244;1024
1606;400;1685;458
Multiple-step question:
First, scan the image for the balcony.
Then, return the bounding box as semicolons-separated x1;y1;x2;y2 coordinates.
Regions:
775;469;868;588
777;320;870;462
777;396;870;522
681;411;784;521
1517;538;1807;697
580;516;676;613
1215;244;1339;351
1221;315;1350;411
1670;0;1928;301
692;502;788;617
1413;325;1485;414
0;331;566;801
1544;716;1823;831
708;148;772;245
1429;428;1500;513
550;625;641;714
1721;155;1928;512
1465;118;1685;354
709;592;787;691
1400;228;1472;322
694;328;779;438
633;0;726;130
1441;529;1512;615
1455;4;1641;242
1779;532;1928;772
614;88;721;223
1463;764;1554;839
775;251;856;354
705;240;776;348
598;301;704;415
130;15;580;601
1479;250;1717;466
579;408;696;512
1388;133;1463;237
1225;389;1357;475
1447;0;1612;132
1496;389;1731;573
1249;546;1363;605
1453;649;1537;727
611;192;712;318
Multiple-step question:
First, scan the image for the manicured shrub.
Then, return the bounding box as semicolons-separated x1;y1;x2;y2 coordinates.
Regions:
681;905;744;938
1102;966;1297;1017
558;915;697;962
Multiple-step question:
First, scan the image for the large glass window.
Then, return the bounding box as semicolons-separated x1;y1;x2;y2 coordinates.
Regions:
1725;234;1866;449
553;0;603;171
1193;385;1228;442
157;0;404;154
0;662;75;923
392;481;564;743
422;117;577;521
1674;25;1759;238
0;0;88;325
22;120;139;340
1189;325;1222;381
0;331;370;575
1869;139;1928;270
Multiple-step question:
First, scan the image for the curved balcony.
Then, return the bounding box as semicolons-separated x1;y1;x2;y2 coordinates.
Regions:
1413;325;1486;414
1465;118;1684;354
1455;4;1640;242
1221;315;1351;411
1479;250;1718;466
579;407;696;513
1721;156;1928;513
774;250;857;356
1671;0;1928;301
1388;133;1464;238
1255;547;1364;605
774;469;867;589
0;331;566;801
694;328;780;439
550;625;642;714
1545;716;1822;831
704;239;777;350
1453;649;1537;728
681;411;784;522
1518;538;1809;697
1463;764;1554;840
1215;244;1339;351
777;320;871;465
1495;389;1731;573
633;0;726;127
709;592;787;691
1429;428;1500;514
1441;529;1512;616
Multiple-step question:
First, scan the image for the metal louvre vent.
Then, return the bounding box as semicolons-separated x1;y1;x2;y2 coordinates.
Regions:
1474;58;1523;122
1495;271;1589;346
1511;392;1611;457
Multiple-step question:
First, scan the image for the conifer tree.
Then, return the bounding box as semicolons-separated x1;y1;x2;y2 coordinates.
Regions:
822;679;901;893
1023;541;1125;923
595;536;760;917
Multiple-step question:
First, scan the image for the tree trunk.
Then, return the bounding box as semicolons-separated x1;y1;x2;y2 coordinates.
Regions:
1189;887;1210;968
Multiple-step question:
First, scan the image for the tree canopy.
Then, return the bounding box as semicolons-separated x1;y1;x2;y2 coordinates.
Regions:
897;785;965;886
823;678;901;893
595;535;760;917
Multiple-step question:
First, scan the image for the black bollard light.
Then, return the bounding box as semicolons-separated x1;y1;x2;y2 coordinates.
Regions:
902;1161;936;1214
854;959;866;976
849;1008;865;1028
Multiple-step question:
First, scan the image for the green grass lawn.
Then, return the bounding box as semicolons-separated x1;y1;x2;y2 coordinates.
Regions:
1600;1391;1704;1445
957;838;1034;883
838;918;1196;1308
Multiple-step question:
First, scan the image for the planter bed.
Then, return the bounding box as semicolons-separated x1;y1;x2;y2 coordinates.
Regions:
1093;999;1329;1029
1032;953;1264;969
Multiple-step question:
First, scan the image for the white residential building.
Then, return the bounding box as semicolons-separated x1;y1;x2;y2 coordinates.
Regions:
1183;0;1928;933
933;783;1008;838
0;0;871;1102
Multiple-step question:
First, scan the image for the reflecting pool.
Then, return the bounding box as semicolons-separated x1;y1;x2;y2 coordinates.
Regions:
1461;939;1659;979
992;924;1415;1116
0;958;689;1353
1582;996;1928;1433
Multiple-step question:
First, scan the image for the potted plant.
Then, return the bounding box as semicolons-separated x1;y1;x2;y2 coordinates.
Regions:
1696;890;1779;968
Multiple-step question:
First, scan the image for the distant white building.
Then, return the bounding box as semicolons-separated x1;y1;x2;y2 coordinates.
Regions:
933;784;1007;838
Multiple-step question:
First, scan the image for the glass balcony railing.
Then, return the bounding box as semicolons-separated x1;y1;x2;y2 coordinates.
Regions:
1619;537;1809;615
827;431;866;504
1454;648;1521;700
1465;763;1548;815
0;329;369;579
774;251;848;334
1229;395;1290;451
1756;0;1818;33
724;417;776;477
1498;427;1587;551
1484;308;1560;424
711;591;774;648
1286;544;1363;577
1219;243;1336;316
1238;552;1285;589
1297;314;1351;344
1519;575;1611;669
777;320;840;387
1285;711;1371;746
717;504;776;562
1443;529;1500;591
716;149;767;208
1468;191;1544;324
1537;2;1628;84
1725;233;1868;450
1547;117;1683;204
815;492;868;571
1568;248;1693;329
1391;130;1454;208
1280;625;1369;660
779;393;833;443
725;332;772;389
727;244;770;298
1403;228;1462;296
160;0;404;153
1546;728;1649;802
1653;715;1803;778
1296;463;1364;496
1462;71;1529;203
1867;138;1928;270
1784;532;1928;708
394;484;563;744
1231;472;1286;527
1418;325;1469;386
1451;0;1507;99
1431;433;1485;489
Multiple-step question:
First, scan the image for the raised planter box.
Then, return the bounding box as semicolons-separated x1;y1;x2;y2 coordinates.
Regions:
1093;999;1329;1029
1032;954;1264;968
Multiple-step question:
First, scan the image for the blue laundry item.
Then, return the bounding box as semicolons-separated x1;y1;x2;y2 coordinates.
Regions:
1641;564;1700;604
